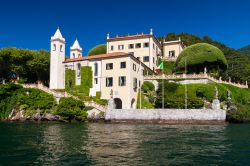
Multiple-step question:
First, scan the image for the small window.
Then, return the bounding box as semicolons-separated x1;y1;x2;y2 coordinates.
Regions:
156;47;158;54
94;63;98;76
60;45;63;52
153;43;155;50
73;53;75;58
128;44;134;49
78;54;81;58
106;77;113;87
143;42;149;48
110;45;114;51
119;76;126;86
77;63;81;77
135;43;141;48
118;45;124;50
143;56;149;62
53;44;56;51
106;63;113;70
120;62;126;68
153;57;155;64
169;50;175;57
94;78;98;84
133;78;137;89
133;63;136;71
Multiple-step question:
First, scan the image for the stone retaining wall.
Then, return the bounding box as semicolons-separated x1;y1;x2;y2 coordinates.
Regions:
105;109;226;121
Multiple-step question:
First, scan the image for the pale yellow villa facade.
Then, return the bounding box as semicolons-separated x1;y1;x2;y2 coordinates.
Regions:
49;28;184;109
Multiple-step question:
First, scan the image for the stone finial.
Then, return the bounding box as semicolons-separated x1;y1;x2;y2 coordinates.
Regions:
204;67;207;74
229;77;231;83
178;37;181;41
107;33;110;39
215;86;218;99
150;28;153;35
246;81;248;86
219;77;222;82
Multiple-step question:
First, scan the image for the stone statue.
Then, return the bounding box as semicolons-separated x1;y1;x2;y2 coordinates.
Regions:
212;86;220;110
215;86;218;99
204;67;207;74
108;89;114;109
110;89;113;98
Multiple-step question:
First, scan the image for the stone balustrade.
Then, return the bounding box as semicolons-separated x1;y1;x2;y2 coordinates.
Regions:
144;73;248;89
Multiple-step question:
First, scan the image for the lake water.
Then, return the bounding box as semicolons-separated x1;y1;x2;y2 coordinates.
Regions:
0;122;249;166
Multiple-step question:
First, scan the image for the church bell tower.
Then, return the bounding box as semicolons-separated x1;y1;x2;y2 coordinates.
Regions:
49;28;65;89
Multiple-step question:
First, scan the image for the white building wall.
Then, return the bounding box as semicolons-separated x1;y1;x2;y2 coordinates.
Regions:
49;40;65;89
107;37;160;71
89;60;102;97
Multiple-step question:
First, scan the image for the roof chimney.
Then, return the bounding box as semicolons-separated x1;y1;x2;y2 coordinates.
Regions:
150;28;153;35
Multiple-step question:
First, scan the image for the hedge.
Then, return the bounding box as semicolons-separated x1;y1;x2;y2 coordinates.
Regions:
176;43;228;73
87;44;107;56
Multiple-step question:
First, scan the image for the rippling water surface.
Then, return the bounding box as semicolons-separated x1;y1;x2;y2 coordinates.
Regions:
0;122;249;165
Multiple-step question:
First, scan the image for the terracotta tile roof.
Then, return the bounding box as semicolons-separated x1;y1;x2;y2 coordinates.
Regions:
107;34;162;48
163;41;185;48
63;52;130;63
107;34;152;41
63;52;155;73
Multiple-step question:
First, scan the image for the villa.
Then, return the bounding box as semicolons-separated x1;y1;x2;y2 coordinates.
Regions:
49;28;184;109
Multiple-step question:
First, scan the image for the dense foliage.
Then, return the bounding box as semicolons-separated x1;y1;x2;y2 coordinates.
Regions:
87;44;107;56
176;43;228;73
162;33;250;85
238;45;250;56
0;47;50;84
55;97;87;122
0;83;55;120
155;81;204;109
142;81;155;93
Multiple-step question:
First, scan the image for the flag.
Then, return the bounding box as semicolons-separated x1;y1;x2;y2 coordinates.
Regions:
155;62;164;72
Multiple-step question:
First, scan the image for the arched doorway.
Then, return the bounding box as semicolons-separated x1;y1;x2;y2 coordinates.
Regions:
114;98;122;109
131;98;136;109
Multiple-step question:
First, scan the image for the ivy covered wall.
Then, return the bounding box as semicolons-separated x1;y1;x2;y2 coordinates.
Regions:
65;66;93;99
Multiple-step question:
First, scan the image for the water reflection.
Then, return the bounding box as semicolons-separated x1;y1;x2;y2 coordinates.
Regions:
1;122;249;165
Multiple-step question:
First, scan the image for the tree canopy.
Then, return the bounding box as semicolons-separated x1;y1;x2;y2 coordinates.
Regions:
176;43;228;73
87;44;107;56
0;47;50;84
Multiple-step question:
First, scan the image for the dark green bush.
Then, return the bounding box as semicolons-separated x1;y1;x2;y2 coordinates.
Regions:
87;44;107;56
176;43;228;73
56;97;87;122
142;81;155;93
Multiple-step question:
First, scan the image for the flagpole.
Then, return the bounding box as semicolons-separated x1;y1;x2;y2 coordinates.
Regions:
162;62;164;109
140;62;142;109
162;78;164;109
185;58;187;109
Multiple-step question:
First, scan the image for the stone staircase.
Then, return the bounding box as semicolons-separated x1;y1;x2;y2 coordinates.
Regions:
20;83;107;112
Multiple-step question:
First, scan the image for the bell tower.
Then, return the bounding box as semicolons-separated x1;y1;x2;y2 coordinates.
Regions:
70;39;82;59
49;28;65;89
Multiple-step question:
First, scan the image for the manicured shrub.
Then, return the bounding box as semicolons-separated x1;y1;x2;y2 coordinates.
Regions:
56;97;87;122
87;44;107;56
176;43;228;73
142;81;155;93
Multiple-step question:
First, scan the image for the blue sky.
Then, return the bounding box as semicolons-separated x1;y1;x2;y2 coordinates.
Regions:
1;0;250;55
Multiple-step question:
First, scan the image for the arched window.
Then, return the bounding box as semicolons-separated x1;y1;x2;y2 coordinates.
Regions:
60;45;63;52
53;44;56;51
94;63;98;76
77;63;81;77
78;54;81;58
73;53;75;59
